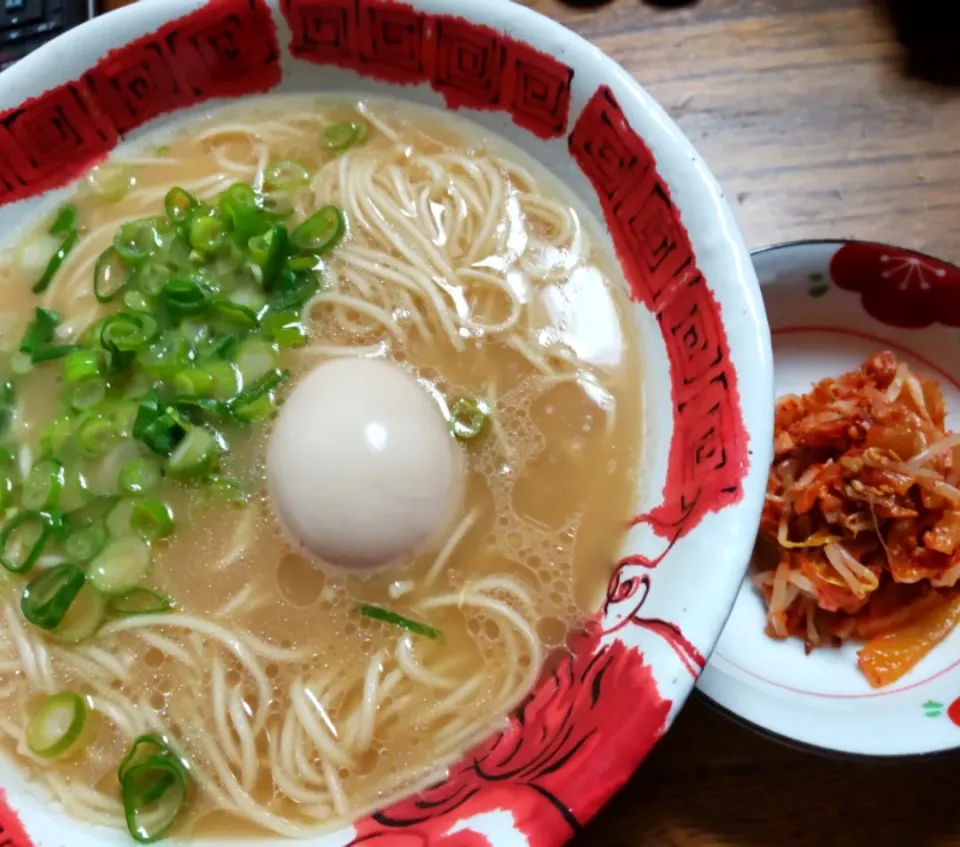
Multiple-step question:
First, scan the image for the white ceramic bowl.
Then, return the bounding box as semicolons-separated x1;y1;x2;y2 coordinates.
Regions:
0;1;773;844
700;240;960;758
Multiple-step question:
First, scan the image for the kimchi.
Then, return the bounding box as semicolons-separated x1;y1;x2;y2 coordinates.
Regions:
758;351;960;687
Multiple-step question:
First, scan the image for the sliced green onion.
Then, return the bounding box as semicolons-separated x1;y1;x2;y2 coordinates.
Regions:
166;427;219;477
33;229;78;294
134;393;188;457
86;163;135;201
49;204;78;237
211;300;259;333
119;459;162;495
10;351;32;376
235;338;279;383
290;206;345;254
205;362;241;401
63;349;102;383
50;583;106;643
118;735;173;783
160;279;209;318
65;522;108;562
357;603;441;640
132;261;175;297
68;377;107;412
40;413;71;455
190;215;226;253
106;498;136;537
262;309;308;348
88;534;151;595
31;343;80;364
20;307;60;357
114;218;164;264
139;412;189;458
100;313;157;372
0;380;13;438
93;247;129;303
26;692;87;758
208;475;249;504
67;495;120;526
220;183;269;243
108;588;173;616
0;511;51;573
164;187;197;224
264;160;310;190
141;333;193;380
124;290;153;313
0;476;14;512
121;753;188;844
75;413;122;458
248;224;288;289
22;458;65;511
130;500;174;541
59;467;90;512
270;268;319;311
21;563;86;629
321;120;368;151
228;368;288;422
173;367;214;398
448;397;488;440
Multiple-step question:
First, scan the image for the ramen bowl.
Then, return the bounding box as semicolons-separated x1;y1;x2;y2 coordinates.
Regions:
0;1;772;845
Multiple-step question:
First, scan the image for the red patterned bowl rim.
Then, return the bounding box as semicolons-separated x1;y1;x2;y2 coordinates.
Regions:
0;1;773;845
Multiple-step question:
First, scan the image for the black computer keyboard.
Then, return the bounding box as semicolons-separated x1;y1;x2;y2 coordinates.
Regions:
0;0;92;70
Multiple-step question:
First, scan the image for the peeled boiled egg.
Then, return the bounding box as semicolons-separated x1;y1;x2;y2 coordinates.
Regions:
267;358;464;573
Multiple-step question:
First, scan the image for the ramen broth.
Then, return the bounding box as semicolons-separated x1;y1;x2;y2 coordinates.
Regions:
0;97;641;839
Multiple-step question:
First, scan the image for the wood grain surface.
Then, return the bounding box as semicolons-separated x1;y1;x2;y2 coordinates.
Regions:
516;1;960;846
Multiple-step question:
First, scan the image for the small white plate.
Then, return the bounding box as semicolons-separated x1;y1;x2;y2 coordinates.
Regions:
697;239;960;756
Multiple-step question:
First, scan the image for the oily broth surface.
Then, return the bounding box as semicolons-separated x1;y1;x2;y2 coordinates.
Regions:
0;97;641;835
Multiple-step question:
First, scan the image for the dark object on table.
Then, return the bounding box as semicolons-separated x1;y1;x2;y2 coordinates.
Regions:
556;0;615;7
0;0;93;70
884;0;960;84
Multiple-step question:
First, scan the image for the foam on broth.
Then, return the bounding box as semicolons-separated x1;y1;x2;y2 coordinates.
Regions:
0;97;641;839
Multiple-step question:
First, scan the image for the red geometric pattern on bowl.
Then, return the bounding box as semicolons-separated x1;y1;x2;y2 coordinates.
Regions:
0;1;751;845
0;0;281;205
830;241;960;329
281;0;573;139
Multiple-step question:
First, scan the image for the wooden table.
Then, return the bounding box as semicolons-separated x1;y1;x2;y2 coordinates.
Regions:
515;1;960;846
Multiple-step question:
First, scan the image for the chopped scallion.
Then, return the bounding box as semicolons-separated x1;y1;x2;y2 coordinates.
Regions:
357;604;441;640
264;160;310;190
26;692;87;758
321;120;368;152
0;511;51;573
290;205;345;255
119;459;162;495
21;563;86;629
50;583;105;643
130;499;174;541
65;522;108;562
121;751;188;844
448;397;489;440
164;187;197;224
88;534;151;595
108;587;173;616
94;247;130;303
32;229;78;294
21;458;65;511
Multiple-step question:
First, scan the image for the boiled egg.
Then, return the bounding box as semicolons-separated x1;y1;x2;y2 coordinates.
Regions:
267;358;464;573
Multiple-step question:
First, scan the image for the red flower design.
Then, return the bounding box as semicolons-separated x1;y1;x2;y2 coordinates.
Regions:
948;697;960;728
349;635;670;846
830;242;960;328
